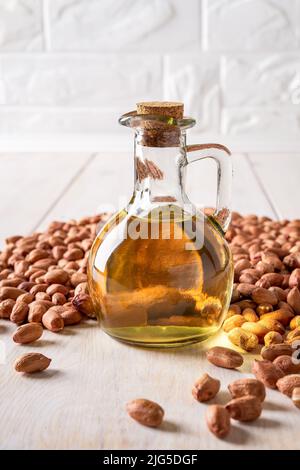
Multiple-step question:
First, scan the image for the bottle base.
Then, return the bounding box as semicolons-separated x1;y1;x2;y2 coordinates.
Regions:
102;325;220;349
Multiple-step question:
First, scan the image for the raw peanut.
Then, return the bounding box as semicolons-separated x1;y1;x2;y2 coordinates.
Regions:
72;293;95;318
242;308;259;322
228;327;259;351
252;359;284;389
259;309;294;326
251;287;277;306
264;331;283;346
256;261;274;275
225;396;262;422
278;301;294;313
261;252;282;271
10;302;29;324
273;355;300;374
60;306;82;325
258;318;285;334
256;303;273;315
46;283;69;296
35;292;51;302
52;292;66;305
14;352;51;373
287;287;300;314
286;327;300;342
292;387;300;408
261;343;293;361
290;316;300;329
276;375;300;397
126;399;164;428
74;282;88;296
26;249;49;264
42;307;64;332
44;269;69;285
1;277;24;288
14;260;30;276
241;322;269;343
239;272;259;284
192;373;220;402
0;287;26;301
237;283;255;297
13;322;43;344
260;273;284;287
63;248;84;261
206;346;243;369
234;259;251;277
70;272;87;287
33;258;55;270
223;314;245;332
30;284;48;295
269;286;287;302
289;269;300;288
236;299;257;310
228;378;266;402
52;246;67;261
0;299;15;318
206;405;230;438
16;292;34;304
226;304;241;318
284;253;300;269
29;270;47;282
28;301;49;322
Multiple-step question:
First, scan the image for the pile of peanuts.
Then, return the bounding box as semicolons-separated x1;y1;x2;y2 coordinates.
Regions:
0;214;110;371
224;212;300;351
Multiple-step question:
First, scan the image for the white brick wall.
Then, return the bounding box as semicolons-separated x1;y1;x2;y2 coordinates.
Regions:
0;0;299;138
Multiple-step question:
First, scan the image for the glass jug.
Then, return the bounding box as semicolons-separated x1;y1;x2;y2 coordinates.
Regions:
88;102;233;347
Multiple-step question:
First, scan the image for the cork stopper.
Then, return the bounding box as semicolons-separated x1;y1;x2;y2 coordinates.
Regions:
136;101;184;147
137;101;184;120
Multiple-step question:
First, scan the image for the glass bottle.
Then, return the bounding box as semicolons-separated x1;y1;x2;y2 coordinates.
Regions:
88;102;233;347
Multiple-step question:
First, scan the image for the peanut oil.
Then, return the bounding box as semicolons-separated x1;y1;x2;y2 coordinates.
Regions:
88;204;233;347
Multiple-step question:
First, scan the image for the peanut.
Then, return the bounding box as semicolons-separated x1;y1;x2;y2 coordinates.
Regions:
42;307;64;332
223;314;245;332
126;399;164;428
10;302;29;324
258;318;285;335
206;346;243;369
290;316;300;330
264;331;283;346
13;322;43;344
228;378;266;402
242;308;259;322
287;287;300;314
206;405;230;438
252;359;284;389
44;269;69;285
0;287;26;301
60;306;82;325
14;352;51;373
0;299;15;318
273;355;300;375
72;293;95;318
228;327;259;351
28;301;48;323
261;343;293;361
241;322;269;343
251;287;277;306
292;387;300;408
225;396;262;422
289;269;300;289
259;309;294;326
192;373;220;402
276;375;300;397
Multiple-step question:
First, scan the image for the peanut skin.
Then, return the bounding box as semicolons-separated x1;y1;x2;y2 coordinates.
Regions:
192;373;220;402
206;405;230;438
126;399;164;428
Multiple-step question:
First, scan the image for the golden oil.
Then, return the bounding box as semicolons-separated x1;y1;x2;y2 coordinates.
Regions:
88;205;233;347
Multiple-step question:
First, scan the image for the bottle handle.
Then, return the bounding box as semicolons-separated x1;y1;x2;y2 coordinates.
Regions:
185;143;232;233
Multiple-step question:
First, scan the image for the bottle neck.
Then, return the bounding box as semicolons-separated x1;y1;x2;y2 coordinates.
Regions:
132;131;187;209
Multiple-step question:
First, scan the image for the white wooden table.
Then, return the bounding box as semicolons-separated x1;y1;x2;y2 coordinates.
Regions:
0;150;299;450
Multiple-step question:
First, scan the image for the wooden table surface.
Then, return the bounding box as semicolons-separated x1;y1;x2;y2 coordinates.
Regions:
0;151;299;450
